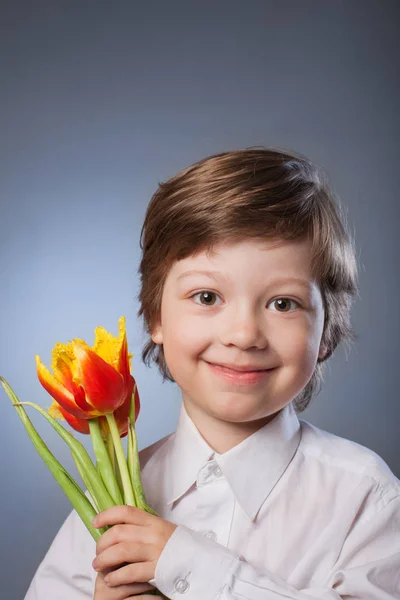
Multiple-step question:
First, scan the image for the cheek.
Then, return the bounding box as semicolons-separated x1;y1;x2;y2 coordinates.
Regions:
163;312;209;357
296;332;325;377
276;320;320;365
162;319;210;385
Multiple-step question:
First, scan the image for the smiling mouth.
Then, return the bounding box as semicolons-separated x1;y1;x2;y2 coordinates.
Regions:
205;362;275;384
206;362;272;374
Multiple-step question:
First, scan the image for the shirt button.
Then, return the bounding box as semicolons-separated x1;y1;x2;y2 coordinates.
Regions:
213;464;223;478
174;578;190;594
203;530;217;541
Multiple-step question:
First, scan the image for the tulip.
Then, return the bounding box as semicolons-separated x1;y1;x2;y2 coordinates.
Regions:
36;317;141;506
36;316;138;426
49;381;140;439
1;317;155;546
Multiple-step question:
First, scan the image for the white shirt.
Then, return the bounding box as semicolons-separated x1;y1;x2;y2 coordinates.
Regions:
25;401;400;600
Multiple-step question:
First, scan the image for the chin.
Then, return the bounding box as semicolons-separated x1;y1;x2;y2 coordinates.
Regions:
207;400;267;423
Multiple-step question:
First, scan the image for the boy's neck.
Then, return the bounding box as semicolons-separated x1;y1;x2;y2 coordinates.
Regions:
182;399;282;454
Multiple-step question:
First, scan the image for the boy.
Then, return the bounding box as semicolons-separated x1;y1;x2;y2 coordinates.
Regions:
25;148;400;599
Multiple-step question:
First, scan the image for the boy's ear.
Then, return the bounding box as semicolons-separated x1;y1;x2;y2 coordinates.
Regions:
151;322;163;345
318;342;327;361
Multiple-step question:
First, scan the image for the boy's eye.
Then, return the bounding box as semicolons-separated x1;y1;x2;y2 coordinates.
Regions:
191;291;221;306
190;291;299;312
268;298;299;313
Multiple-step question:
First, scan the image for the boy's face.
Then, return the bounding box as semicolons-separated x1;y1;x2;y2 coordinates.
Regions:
151;237;326;451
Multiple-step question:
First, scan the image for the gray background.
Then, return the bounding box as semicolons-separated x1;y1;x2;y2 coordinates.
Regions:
1;1;399;598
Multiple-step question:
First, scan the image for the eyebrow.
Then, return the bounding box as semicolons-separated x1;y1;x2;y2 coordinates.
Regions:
176;270;312;289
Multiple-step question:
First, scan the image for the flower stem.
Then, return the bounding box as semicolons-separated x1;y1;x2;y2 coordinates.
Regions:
13;400;115;512
0;377;105;541
105;412;135;506
106;433;124;493
106;434;115;471
71;452;101;514
89;419;123;506
127;386;157;515
128;419;157;515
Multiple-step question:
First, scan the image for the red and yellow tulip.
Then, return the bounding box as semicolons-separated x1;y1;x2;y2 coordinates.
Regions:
1;316;156;546
35;316;140;436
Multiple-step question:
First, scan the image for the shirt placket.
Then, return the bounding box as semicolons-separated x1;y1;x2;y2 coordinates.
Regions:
192;458;235;548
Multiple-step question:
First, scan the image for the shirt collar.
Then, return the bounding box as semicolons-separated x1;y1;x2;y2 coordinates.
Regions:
167;401;301;521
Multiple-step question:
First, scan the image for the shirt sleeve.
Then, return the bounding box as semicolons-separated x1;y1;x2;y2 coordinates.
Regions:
24;508;96;600
154;494;400;600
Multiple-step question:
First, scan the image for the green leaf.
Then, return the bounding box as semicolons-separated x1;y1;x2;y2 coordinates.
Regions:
16;400;116;512
70;452;100;515
0;376;103;541
1;376;116;513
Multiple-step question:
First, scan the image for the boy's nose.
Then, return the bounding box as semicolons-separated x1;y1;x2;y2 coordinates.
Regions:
218;311;267;350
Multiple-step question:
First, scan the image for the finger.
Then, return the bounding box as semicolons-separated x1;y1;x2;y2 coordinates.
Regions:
93;505;150;529
95;572;155;600
105;561;156;587
96;523;141;555
94;542;150;572
126;596;160;600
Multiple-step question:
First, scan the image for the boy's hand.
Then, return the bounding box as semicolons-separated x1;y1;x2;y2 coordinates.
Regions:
94;571;156;599
92;505;178;588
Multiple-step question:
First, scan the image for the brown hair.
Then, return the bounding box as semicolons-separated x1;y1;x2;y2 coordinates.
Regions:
137;147;359;412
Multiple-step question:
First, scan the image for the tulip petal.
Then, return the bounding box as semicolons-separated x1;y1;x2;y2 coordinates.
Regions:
51;342;95;414
115;317;138;427
92;317;134;423
115;318;137;427
48;401;64;420
72;341;125;412
51;402;91;435
93;320;121;367
35;355;89;420
117;317;133;380
93;325;119;366
133;378;140;421
113;388;132;438
94;316;133;369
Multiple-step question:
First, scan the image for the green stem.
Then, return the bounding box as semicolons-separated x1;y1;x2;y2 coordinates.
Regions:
71;452;101;514
89;419;123;505
127;386;157;515
127;421;140;507
14;400;115;512
0;377;104;541
106;433;116;471
128;420;157;515
105;412;135;506
106;433;124;494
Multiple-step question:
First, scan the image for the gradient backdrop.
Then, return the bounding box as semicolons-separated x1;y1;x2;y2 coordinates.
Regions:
1;2;399;598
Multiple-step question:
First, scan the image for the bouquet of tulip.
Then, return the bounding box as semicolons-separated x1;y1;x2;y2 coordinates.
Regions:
1;317;164;597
